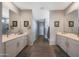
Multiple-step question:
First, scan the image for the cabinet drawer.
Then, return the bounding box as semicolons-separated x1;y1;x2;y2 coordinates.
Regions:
16;36;26;54
6;41;17;57
67;39;79;57
6;39;17;47
0;44;4;57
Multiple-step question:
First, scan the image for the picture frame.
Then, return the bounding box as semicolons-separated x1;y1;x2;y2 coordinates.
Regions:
24;21;29;27
54;21;59;27
12;21;17;27
69;21;74;27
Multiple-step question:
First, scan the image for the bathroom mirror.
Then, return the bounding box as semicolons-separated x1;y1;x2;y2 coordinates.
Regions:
54;21;59;27
65;10;78;35
69;21;74;27
2;4;9;34
12;21;17;27
24;21;29;27
2;17;9;34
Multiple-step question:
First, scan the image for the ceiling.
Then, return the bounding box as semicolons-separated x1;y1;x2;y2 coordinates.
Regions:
13;2;72;10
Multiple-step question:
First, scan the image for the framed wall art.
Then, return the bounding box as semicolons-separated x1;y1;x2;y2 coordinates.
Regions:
24;21;29;27
12;21;17;27
54;21;59;27
69;21;74;27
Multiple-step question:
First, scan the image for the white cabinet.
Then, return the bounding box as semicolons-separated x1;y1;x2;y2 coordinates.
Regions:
56;35;68;52
16;36;25;54
24;36;28;46
5;39;17;57
5;35;27;57
67;39;79;57
0;44;4;57
56;35;61;47
56;34;79;57
60;37;67;52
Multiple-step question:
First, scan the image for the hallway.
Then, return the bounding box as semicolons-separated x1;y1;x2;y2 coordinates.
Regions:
17;36;69;57
30;36;55;57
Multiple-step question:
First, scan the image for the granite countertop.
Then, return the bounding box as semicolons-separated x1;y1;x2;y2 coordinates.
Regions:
2;33;28;43
57;32;79;41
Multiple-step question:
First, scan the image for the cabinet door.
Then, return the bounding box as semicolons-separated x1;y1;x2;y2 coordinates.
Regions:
0;44;4;57
56;35;62;46
16;37;24;54
23;36;27;47
6;40;17;57
56;35;67;52
60;36;68;52
67;39;79;57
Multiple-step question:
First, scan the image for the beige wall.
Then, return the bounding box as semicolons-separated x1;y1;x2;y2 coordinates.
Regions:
20;10;32;33
49;10;65;45
49;10;78;45
9;10;20;34
65;10;78;34
9;10;33;45
9;10;32;34
20;10;32;45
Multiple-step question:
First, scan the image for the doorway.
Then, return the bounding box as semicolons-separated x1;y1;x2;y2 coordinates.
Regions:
35;19;49;43
36;20;45;38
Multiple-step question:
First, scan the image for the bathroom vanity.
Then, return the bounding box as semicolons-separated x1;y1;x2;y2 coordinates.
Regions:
1;3;32;57
56;32;79;57
1;33;28;57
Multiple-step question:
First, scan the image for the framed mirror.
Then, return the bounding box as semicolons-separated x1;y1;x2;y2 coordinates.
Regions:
69;21;74;27
54;21;59;27
12;21;17;27
24;21;29;27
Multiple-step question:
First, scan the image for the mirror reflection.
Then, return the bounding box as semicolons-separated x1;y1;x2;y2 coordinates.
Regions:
2;4;9;35
2;17;9;34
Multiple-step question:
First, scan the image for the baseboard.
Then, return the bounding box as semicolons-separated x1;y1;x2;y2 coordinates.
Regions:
16;45;29;57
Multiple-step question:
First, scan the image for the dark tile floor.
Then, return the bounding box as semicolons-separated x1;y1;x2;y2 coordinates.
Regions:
16;36;69;57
